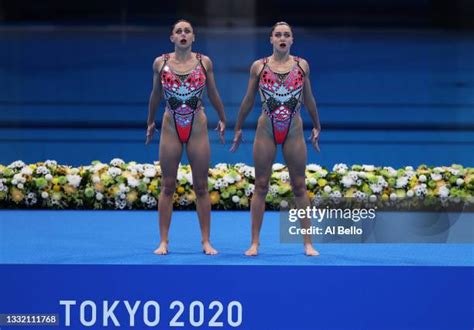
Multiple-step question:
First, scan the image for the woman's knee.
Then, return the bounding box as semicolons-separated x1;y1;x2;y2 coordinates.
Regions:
254;178;270;196
161;178;176;196
292;179;307;198
193;179;208;197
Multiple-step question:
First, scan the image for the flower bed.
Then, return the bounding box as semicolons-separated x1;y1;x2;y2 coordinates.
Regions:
0;159;473;210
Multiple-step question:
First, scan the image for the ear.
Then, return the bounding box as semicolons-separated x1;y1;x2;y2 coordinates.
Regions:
169;35;174;43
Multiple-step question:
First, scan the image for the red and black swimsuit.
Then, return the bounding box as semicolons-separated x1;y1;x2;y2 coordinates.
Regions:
160;53;207;143
258;56;305;144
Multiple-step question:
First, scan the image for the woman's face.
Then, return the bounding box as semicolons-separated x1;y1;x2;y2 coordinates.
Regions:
270;24;293;52
170;21;194;49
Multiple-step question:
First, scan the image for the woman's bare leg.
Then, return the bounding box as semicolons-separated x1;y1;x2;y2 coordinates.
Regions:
245;128;276;256
154;123;183;255
186;124;217;255
283;132;319;256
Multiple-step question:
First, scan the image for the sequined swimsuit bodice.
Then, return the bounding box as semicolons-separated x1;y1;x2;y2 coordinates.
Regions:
160;53;207;143
258;57;305;144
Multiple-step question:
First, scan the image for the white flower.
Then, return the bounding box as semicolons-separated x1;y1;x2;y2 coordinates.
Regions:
140;195;149;203
308;178;317;185
92;176;101;184
384;167;397;177
223;174;235;184
390;193;397;201
378;177;388;187
430;173;442;181
438;186;450;198
354;191;367;201
358;172;367;179
348;171;358;181
362;165;375;171
96;192;104;201
333;163;348;174
115;200;127;209
456;178;464;186
419;175;427;182
414;185;427;196
232;195;240;203
184;173;193;185
119;184;127;193
323;185;332;193
127;177;139;187
369;184;383;193
405;166;414;171
280;200;289;208
110;158;125;167
433;167;444;173
448;168;460;176
272;163;285;171
235;175;242;181
396;176;408;188
107;167;122;178
36;166;50;175
17;183;24;189
215;163;228;170
44;160;57;167
269;185;279;196
245;184;255;196
307;164;322;172
280;171;290;182
143;177;150;184
369;195;377;203
66;174;82;188
341;175;354;188
92;163;107;173
406;190;414;198
41;192;49;199
120;194;126;200
8;160;26;169
20;167;33;176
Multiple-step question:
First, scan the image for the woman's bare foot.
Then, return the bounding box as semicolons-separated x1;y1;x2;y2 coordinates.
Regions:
304;243;320;256
244;243;259;256
202;241;218;255
153;241;169;255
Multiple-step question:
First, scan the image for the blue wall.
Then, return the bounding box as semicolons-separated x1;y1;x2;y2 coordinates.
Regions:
1;28;473;167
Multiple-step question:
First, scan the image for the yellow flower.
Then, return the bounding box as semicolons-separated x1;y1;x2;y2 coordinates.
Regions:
210;191;220;205
317;179;327;187
186;191;196;203
94;183;104;192
11;187;24;203
127;191;138;203
177;186;185;194
307;191;315;199
148;184;157;192
53;185;61;192
63;185;76;195
382;194;389;201
239;196;249;207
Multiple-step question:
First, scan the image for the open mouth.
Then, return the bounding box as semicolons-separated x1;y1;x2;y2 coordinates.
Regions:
280;43;286;48
180;39;187;45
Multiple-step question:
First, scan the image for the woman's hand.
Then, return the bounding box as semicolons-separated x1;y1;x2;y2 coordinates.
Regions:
229;129;243;152
215;120;226;144
308;127;321;152
145;122;158;144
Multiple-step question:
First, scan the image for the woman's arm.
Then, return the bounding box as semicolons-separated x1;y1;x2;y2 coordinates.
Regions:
202;56;226;143
145;57;164;144
230;60;262;152
300;59;321;151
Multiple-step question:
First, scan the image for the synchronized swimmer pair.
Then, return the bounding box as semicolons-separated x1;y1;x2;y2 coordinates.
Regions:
146;20;321;257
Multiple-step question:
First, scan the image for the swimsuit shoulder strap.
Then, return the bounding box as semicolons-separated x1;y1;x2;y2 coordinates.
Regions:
258;57;269;78
195;52;207;77
293;55;306;77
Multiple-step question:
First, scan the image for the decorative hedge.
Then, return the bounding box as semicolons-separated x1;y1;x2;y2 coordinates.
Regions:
0;159;473;211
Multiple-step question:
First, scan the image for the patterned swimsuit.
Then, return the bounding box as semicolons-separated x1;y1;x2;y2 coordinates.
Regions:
160;53;207;143
258;56;305;144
